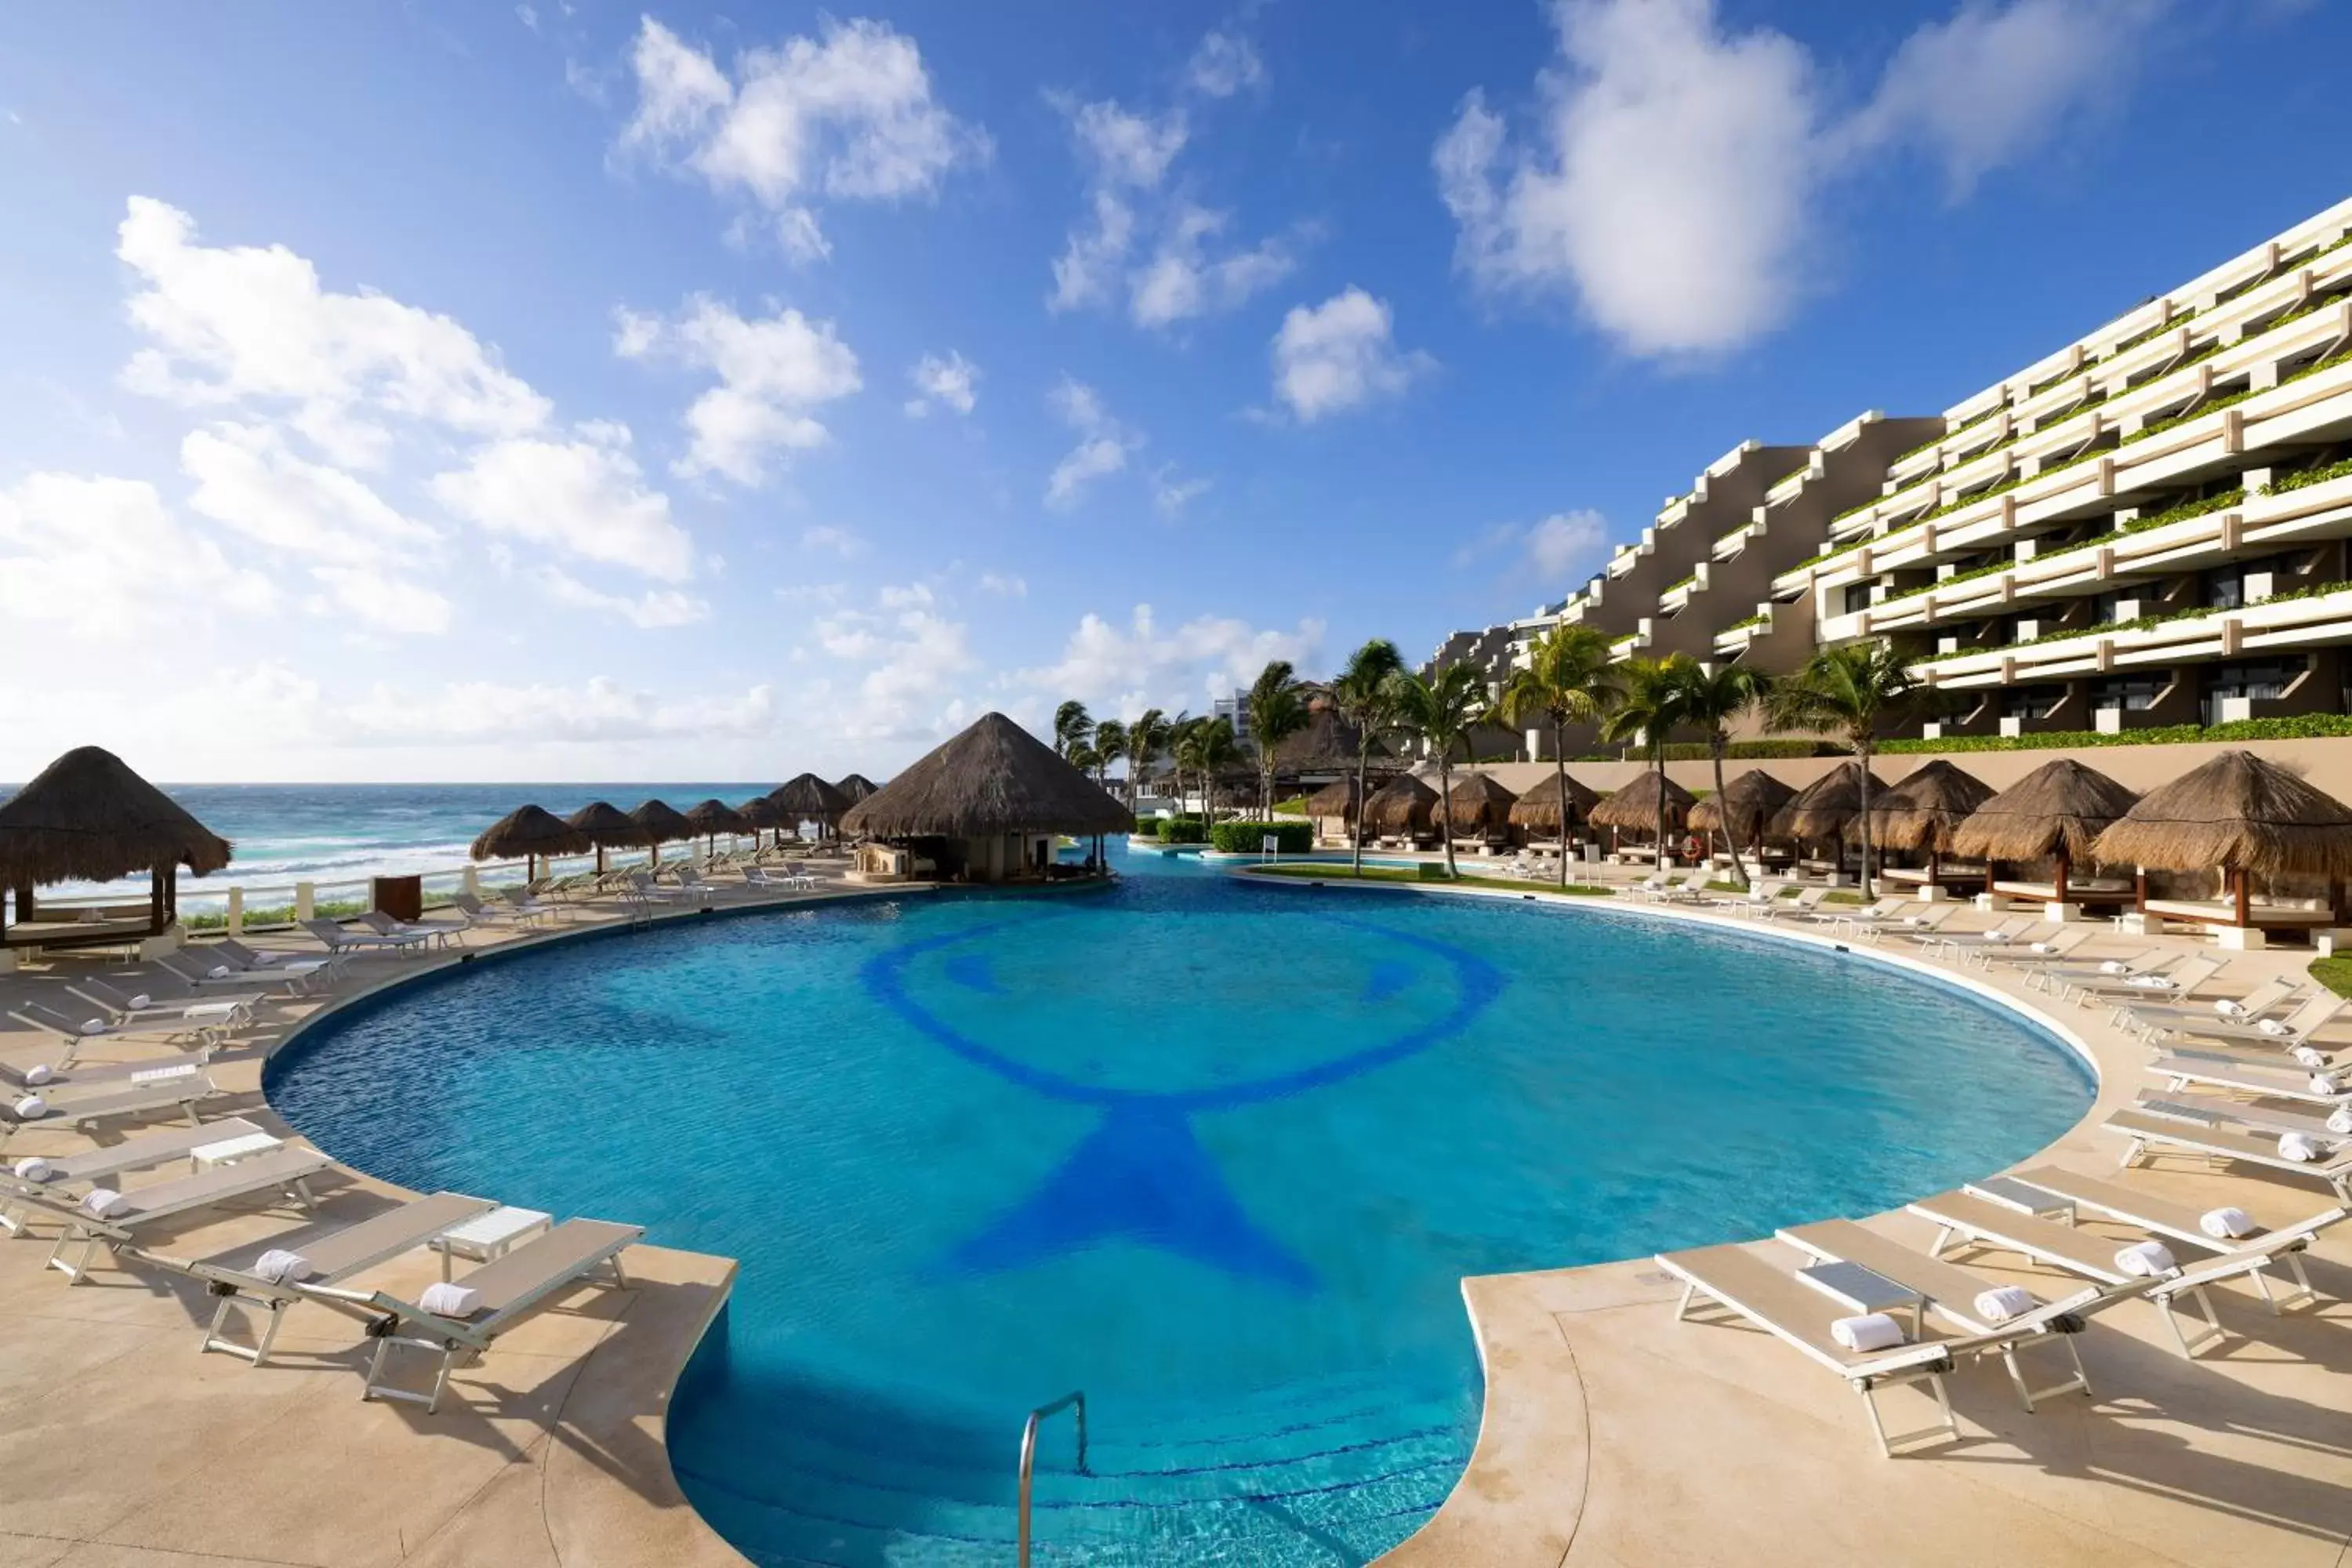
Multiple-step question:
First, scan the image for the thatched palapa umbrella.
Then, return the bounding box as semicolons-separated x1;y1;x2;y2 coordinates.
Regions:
1853;759;1994;892
2092;750;2352;925
1304;777;1366;824
1441;772;1519;835
684;798;751;858
1950;757;2138;909
0;746;231;942
1361;775;1440;838
736;794;788;848
629;800;696;866
1508;771;1602;840
833;774;880;805
1688;769;1795;857
567;800;644;875
1588;771;1695;856
772;773;852;841
470;804;592;883
840;712;1132;880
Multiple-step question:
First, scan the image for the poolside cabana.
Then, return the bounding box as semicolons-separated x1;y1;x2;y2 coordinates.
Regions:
566;801;646;876
470;804;593;885
1771;763;1886;884
1440;773;1520;853
833;773;880;806
1589;771;1696;865
735;795;789;850
1508;771;1603;856
628;800;696;866
2091;750;2352;948
1361;775;1441;849
0;746;232;954
1686;769;1795;873
684;799;751;859
1950;758;2139;920
772;774;853;843
1857;760;1994;900
838;711;1134;884
1302;778;1365;848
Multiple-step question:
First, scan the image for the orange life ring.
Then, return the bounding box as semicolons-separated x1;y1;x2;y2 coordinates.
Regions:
1680;834;1703;861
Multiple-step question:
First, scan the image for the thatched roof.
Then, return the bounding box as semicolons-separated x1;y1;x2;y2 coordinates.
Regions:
1688;769;1796;839
2090;750;2352;877
0;746;231;886
1855;760;1994;852
684;799;750;835
833;773;880;804
838;712;1134;838
1272;704;1385;773
1361;774;1440;833
1588;770;1696;832
1950;758;2138;865
1440;771;1519;831
772;772;851;818
1303;777;1364;820
567;800;645;846
1773;762;1888;842
735;796;789;830
470;804;592;862
1508;770;1602;831
629;800;696;843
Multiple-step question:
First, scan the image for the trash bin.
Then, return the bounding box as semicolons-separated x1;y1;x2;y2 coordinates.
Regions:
372;874;423;924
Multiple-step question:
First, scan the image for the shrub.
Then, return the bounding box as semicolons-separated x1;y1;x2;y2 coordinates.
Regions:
1878;713;2352;753
1210;819;1314;854
1158;817;1208;844
1653;739;1843;761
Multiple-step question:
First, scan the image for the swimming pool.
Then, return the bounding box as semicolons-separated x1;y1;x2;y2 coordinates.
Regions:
267;850;2092;1565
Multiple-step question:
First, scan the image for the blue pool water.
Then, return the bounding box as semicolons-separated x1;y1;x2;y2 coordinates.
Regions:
267;849;2093;1565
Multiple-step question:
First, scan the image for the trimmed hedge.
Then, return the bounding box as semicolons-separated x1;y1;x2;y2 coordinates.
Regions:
1879;713;2352;754
1656;740;1844;761
1142;815;1208;844
1210;819;1314;853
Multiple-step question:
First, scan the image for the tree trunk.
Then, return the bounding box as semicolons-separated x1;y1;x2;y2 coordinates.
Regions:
1439;745;1458;878
1352;741;1370;877
1653;745;1668;873
1553;715;1570;888
1855;736;1876;899
1713;734;1750;889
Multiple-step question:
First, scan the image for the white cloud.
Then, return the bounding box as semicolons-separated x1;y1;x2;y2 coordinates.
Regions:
429;426;695;582
307;564;456;635
117;196;550;463
336;673;778;746
618;15;989;259
181;422;440;562
1269;288;1430;422
528;565;710;628
1128;202;1294;328
1049;190;1141;314
811;585;975;733
0;471;276;638
1044;377;1141;510
1187;32;1265;98
800;524;866;558
1022;604;1326;711
1436;0;2167;358
1523;510;1610;580
615;295;861;485
904;350;978;416
978;572;1026;597
1150;464;1211;517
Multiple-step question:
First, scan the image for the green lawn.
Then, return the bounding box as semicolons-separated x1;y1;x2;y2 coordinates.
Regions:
1246;863;1617;896
2310;953;2352;998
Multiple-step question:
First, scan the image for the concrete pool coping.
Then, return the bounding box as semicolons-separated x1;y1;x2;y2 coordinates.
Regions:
4;862;2348;1566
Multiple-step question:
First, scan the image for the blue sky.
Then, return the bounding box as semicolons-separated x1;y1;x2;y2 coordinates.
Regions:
1;0;2345;781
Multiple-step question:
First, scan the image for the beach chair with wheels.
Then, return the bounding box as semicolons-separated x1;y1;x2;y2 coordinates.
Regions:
22;1145;332;1284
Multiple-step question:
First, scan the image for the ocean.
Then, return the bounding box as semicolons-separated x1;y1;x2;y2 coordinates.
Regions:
2;782;778;908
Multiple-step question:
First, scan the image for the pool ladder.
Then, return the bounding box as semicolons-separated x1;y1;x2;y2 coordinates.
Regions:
1016;1389;1087;1566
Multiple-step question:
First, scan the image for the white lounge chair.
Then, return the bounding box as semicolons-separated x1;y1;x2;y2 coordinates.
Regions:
2053;955;2227;1008
301;1217;641;1411
2157;993;2347;1051
0;1065;219;1149
65;978;257;1046
1708;880;1786;915
357;910;462;949
154;949;314;999
1815;896;1911;935
137;1190;497;1365
2023;949;2169;993
301;918;422;956
210;937;345;986
0;1116;267;1236
1965;927;2096;968
496;886;556;924
2102;1107;2352;1201
2147;1047;2352;1106
1915;915;2038;960
1758;887;1832;921
26;1144;331;1283
2113;978;2301;1041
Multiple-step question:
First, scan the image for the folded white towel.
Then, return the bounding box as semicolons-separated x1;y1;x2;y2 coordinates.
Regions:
1829;1312;1904;1352
2311;1073;2344;1096
2293;1045;2330;1069
126;993;152;1010
2100;960;2130;975
252;1249;314;1284
21;1063;54;1087
2125;974;2172;990
2329;1107;2352;1136
82;1188;130;1219
419;1282;482;1318
2114;1240;2176;1277
130;1064;198;1085
11;1156;56;1182
206;965;232;979
10;1095;46;1120
2279;1131;2324;1163
1973;1286;2034;1323
2200;1207;2257;1240
2259;1018;2292;1036
77;1018;107;1036
2216;998;2249;1021
2030;940;2059;953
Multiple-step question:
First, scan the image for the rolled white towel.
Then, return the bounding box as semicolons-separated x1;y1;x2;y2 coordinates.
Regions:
2215;999;2249;1021
10;1095;47;1120
2125;973;2172;990
2100;960;2130;975
77;1018;108;1036
2114;1240;2177;1277
82;1188;130;1219
2200;1207;2257;1240
2029;940;2059;953
11;1156;56;1182
21;1062;54;1087
1829;1312;1904;1352
2310;1073;2344;1097
2279;1131;2325;1163
129;1064;198;1085
2329;1106;2352;1136
252;1249;314;1284
2259;1018;2292;1037
1973;1286;2034;1324
206;965;233;980
126;993;152;1010
2292;1045;2330;1069
418;1281;483;1318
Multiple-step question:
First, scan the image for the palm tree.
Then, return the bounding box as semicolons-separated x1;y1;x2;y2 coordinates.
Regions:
1126;708;1171;808
1495;624;1622;887
1244;660;1309;818
1327;638;1405;876
1660;658;1776;888
1053;700;1094;760
1176;717;1241;828
1092;718;1128;796
1601;658;1689;869
1769;641;1934;898
1387;662;1490;879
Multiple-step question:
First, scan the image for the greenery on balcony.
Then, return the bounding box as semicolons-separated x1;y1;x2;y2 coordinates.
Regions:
1911;574;2352;665
1722;612;1769;633
1877;488;2246;610
2122;382;2256;445
1881;712;2352;753
1661;573;1696;594
2267;453;2352;495
2114;309;2198;354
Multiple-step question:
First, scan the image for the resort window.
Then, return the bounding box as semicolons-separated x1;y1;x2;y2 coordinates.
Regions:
2200;659;2303;726
1840;582;1875;615
2202;554;2289;610
2090;675;2163;714
1998;685;2065;720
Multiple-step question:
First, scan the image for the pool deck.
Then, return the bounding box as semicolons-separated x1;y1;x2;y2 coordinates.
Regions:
2;862;2348;1566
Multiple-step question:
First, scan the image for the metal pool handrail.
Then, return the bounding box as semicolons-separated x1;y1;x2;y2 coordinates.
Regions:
1017;1389;1088;1566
